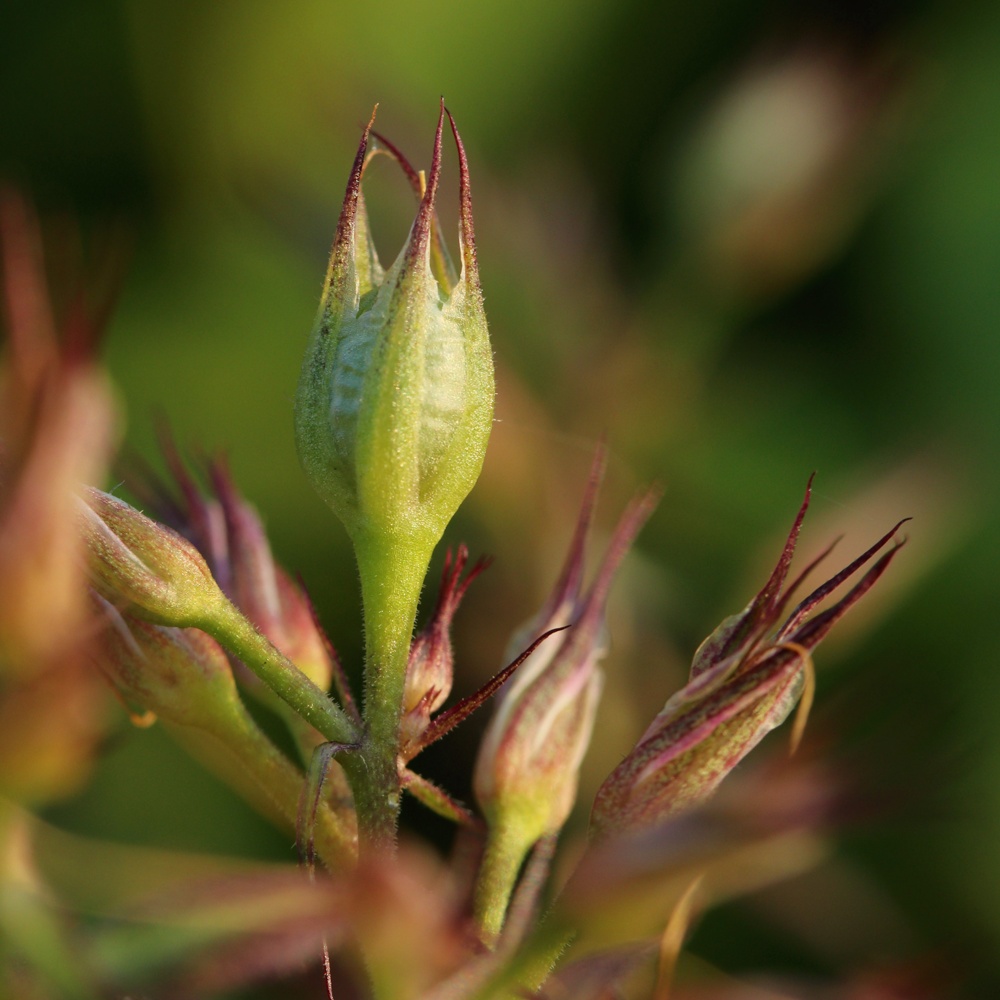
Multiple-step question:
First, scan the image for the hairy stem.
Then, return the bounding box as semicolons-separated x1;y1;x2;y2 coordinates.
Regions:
167;706;357;870
205;602;357;746
351;532;431;853
474;820;534;948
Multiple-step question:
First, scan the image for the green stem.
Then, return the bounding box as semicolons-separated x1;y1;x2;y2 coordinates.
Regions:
351;532;431;853
474;819;534;948
167;706;357;871
204;600;357;746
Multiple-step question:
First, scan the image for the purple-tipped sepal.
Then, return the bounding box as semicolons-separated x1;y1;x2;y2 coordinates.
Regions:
294;103;494;556
399;545;489;756
473;450;658;850
591;483;907;839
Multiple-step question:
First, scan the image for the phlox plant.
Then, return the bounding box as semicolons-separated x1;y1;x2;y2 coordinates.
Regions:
0;103;906;1000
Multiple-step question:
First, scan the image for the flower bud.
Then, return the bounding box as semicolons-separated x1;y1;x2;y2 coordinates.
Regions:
0;191;117;679
399;545;487;755
590;483;906;839
209;460;333;692
294;103;494;556
81;480;357;749
79;486;227;628
474;456;657;849
126;442;339;696
92;596;243;731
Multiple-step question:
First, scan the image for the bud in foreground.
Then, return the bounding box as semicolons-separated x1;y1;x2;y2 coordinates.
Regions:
79;483;357;747
296;105;494;847
295;102;494;558
590;481;906;840
472;451;658;942
79;486;227;628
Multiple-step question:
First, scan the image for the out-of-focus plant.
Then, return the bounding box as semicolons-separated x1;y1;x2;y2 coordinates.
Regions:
672;40;904;300
0;190;118;998
0;103;911;1000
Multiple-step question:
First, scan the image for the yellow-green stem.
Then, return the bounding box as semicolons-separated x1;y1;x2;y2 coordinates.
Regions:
205;602;356;746
350;532;431;853
166;706;357;870
474;819;535;948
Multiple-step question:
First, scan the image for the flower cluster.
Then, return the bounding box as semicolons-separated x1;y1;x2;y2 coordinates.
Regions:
0;108;909;1000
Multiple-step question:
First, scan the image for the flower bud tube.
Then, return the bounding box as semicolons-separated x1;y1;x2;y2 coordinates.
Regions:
472;452;657;943
295;104;493;847
591;485;906;840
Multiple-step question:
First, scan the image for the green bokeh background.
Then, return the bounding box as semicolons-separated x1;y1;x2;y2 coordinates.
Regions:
5;0;1000;994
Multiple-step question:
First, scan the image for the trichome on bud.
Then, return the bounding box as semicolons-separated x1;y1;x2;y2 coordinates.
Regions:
591;479;907;839
294;101;494;558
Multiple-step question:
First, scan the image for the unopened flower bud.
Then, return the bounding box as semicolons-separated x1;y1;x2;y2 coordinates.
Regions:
471;453;657;943
294;102;494;557
127;443;340;697
90;463;357;747
210;461;333;692
474;477;656;849
591;482;906;840
79;487;227;628
93;596;242;732
399;545;487;755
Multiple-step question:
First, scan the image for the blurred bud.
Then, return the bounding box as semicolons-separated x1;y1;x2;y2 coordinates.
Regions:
208;460;334;691
674;40;902;297
0;192;118;803
399;545;488;755
474;451;658;850
92;595;243;731
0;191;117;676
591;481;906;839
294;102;494;558
79;486;227;628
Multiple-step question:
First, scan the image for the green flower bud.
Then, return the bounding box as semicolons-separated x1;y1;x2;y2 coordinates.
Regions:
92;596;242;731
79;485;358;747
294;103;494;556
79;486;227;628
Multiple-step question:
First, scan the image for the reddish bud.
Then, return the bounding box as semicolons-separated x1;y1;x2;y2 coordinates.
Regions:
474;450;658;847
591;481;906;839
399;545;488;755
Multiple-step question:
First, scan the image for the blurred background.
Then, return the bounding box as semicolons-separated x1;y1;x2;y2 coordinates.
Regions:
4;0;1000;994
